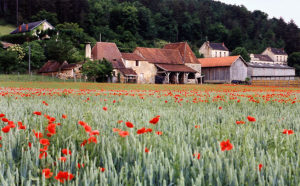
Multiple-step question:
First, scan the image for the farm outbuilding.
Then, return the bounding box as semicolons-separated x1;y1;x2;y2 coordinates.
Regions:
247;63;295;80
198;56;248;83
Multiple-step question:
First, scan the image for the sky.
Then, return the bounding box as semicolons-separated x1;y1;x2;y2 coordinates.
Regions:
215;0;300;27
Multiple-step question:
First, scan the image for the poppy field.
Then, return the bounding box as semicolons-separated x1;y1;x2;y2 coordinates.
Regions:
0;82;299;185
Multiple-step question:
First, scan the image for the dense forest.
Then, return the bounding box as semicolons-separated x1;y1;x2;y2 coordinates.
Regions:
1;0;300;54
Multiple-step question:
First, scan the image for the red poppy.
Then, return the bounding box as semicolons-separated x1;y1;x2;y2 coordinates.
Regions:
1;126;10;133
282;129;294;135
34;131;43;139
219;107;222;110
156;131;163;135
88;136;97;144
103;107;107;111
77;163;84;169
62;114;67;119
119;131;129;137
247;116;256;122
33;111;42;116
89;130;100;136
195;125;200;128
2;118;9;122
0;113;5;118
125;121;134;128
84;125;92;133
113;128;121;132
47;123;56;134
259;164;263;171
78;121;87;126
145;128;152;133
193;153;201;160
137;127;146;134
28;142;32;148
220;140;233;151
62;149;71;155
39;152;47;159
117;120;123;124
99;167;105;172
40;138;50;146
54;171;74;183
42;168;53;179
40;145;48;152
236;121;245;125
149;116;160;125
0;136;2;140
145;147;149;153
59;157;67;162
80;140;88;147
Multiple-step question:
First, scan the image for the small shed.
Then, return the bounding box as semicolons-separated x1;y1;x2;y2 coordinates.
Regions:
198;56;248;83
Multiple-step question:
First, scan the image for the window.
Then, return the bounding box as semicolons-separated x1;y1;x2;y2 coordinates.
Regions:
219;52;222;57
136;60;139;66
276;56;278;61
215;52;217;57
224;52;226;56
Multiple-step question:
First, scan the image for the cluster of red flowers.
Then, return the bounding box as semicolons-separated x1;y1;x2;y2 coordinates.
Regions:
78;121;99;145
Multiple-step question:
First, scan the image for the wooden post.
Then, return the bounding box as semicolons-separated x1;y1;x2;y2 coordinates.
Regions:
175;73;179;84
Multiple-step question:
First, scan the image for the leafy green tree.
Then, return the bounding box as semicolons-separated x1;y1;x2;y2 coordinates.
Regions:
207;23;229;42
30;10;59;25
22;41;46;70
82;59;113;82
231;47;250;62
0;49;22;73
288;52;300;76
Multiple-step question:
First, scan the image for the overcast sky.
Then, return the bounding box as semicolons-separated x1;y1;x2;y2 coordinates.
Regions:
215;0;300;27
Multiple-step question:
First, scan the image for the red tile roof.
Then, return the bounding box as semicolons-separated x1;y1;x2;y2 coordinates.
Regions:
198;56;240;67
156;64;196;72
38;61;63;73
134;47;183;64
163;42;199;64
91;42;123;63
122;53;145;61
119;68;137;76
1;41;15;49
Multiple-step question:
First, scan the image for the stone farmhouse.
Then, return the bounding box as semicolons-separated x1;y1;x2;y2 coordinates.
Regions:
85;42;202;84
250;47;288;65
10;20;54;36
199;41;229;58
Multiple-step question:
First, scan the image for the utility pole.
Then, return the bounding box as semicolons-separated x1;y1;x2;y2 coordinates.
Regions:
28;45;31;74
16;0;19;26
99;33;102;42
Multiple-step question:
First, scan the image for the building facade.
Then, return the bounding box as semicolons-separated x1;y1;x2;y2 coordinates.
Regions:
199;41;229;58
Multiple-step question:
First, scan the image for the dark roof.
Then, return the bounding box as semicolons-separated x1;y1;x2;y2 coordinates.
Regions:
10;20;53;34
134;47;183;64
198;56;241;67
209;42;229;51
1;41;14;49
119;68;137;76
38;61;63;73
247;63;294;69
61;63;81;70
156;64;196;72
270;48;287;55
163;42;200;64
121;53;145;61
253;54;273;62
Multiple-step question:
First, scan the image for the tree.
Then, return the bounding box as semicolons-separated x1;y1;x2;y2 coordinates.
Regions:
231;47;250;62
22;41;46;70
30;10;59;25
81;59;113;82
288;52;300;76
0;49;22;73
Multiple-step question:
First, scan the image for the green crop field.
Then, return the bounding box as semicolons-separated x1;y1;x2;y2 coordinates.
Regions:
0;24;15;36
0;83;299;185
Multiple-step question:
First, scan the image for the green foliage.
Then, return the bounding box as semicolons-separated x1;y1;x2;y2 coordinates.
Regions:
0;48;22;73
82;59;113;82
231;47;251;62
30;10;59;26
0;33;38;44
288;52;300;75
22;41;46;70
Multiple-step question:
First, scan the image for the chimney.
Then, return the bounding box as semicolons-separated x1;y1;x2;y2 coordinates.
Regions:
19;25;22;32
85;42;92;59
222;42;225;46
26;24;29;31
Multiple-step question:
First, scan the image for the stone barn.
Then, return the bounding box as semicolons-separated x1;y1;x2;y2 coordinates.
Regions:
198;56;248;83
247;63;295;80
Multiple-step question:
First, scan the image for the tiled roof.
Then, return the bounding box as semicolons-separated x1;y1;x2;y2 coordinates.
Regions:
198;56;240;67
270;48;287;55
121;53;145;61
252;54;273;62
10;20;52;34
163;42;199;64
209;42;229;51
61;63;81;70
111;60;126;69
1;41;14;49
38;60;64;73
156;64;196;72
134;47;183;64
247;63;294;69
119;68;137;76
